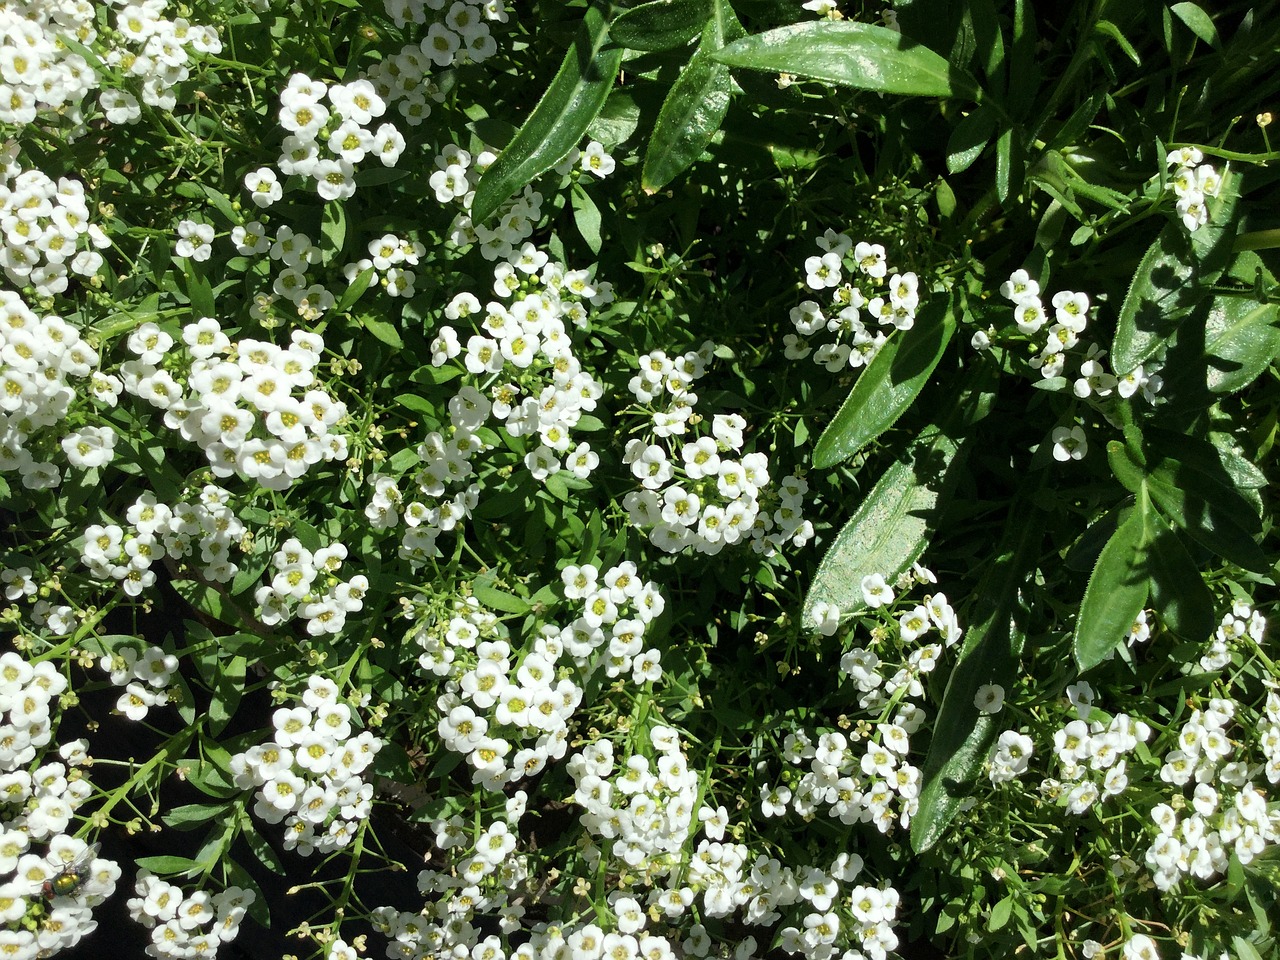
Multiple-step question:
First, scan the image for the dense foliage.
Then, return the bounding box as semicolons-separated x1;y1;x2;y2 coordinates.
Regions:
0;1;1277;959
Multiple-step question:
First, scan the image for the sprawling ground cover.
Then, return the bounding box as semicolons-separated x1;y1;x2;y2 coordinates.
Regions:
0;1;1276;959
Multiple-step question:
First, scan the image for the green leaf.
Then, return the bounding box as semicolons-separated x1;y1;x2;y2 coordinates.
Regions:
912;499;1041;853
1145;455;1268;572
471;572;531;615
641;8;741;193
1094;20;1141;66
470;5;622;224
812;295;956;468
1147;513;1215;642
361;316;404;349
610;0;710;51
208;655;246;736
995;125;1022;204
1074;500;1150;672
1201;296;1280;394
135;855;200;875
713;21;979;99
570;182;603;253
1110;227;1198;374
805;426;961;622
1170;2;1222;49
988;895;1014;932
162;802;228;831
946;106;998;175
334;267;375;315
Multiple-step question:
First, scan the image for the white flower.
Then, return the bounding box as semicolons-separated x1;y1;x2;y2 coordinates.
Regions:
175;220;214;261
974;683;1005;714
581;140;615;178
1051;425;1087;462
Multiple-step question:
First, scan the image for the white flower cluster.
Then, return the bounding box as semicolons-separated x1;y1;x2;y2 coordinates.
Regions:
623;345;814;556
988;730;1035;784
0;653;120;958
833;569;962;713
0;0;220;130
430;143;546;262
79;485;247;600
1196;600;1266;672
0;149;108;296
0;289;104;491
369;250;609;558
381;0;504;57
97;641;177;722
344;232;428;300
419;561;665;791
1166;146;1223;232
1144;780;1277;891
229;676;382;857
117;319;348;490
1040;685;1152;815
786;231;920;372
126;874;254;959
230;224;347;323
271;73;406;203
254;538;368;638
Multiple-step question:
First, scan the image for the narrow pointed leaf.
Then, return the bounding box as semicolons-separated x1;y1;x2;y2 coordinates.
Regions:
470;5;622;225
912;500;1041;853
712;21;979;99
805;426;961;622
1170;2;1222;49
641;5;742;192
1074;501;1150;672
610;0;710;51
947;106;998;174
1145;458;1268;572
812;295;956;468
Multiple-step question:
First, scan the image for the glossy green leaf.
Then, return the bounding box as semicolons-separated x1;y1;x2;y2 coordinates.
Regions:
1074;500;1150;672
912;499;1041;853
642;6;743;193
570;182;603;253
610;0;709;51
1007;0;1039;119
713;21;979;99
946;106;997;174
470;5;622;224
805;426;960;622
1189;166;1242;282
472;571;531;615
1144;454;1268;572
1110;227;1198;374
361;315;404;350
995;126;1023;204
1147;513;1215;642
1201;296;1280;394
1170;2;1222;49
812;295;956;468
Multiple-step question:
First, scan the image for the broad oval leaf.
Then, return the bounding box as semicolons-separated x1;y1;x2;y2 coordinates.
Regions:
812;295;956;468
805;426;960;623
712;21;979;99
1202;295;1280;394
1170;1;1222;49
1110;227;1198;375
1073;503;1150;672
611;0;710;51
1144;456;1268;572
912;500;1041;853
470;5;622;225
1147;513;1215;642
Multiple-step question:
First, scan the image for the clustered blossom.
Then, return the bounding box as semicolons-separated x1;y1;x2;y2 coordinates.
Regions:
232;224;352;323
79;485;247;604
430;143;544;262
0;652;121;958
270;73;405;203
1038;684;1154;815
0;149;108;296
253;537;368;638
785;231;920;372
1196;600;1266;673
767;570;960;836
380;0;504;58
367;249;610;564
229;676;382;857
1142;687;1279;891
126;874;254;959
0;289;105;491
623;344;814;556
0;0;221;131
1165;146;1224;233
117;318;349;490
343;232;428;300
97;641;178;723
